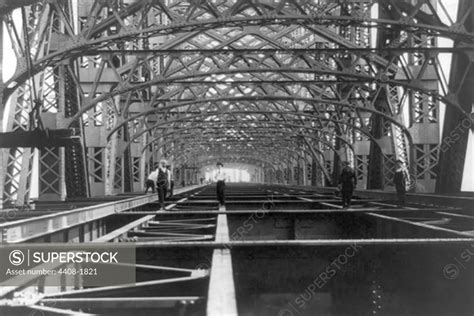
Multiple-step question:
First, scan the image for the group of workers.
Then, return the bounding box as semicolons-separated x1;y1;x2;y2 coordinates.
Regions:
338;159;410;208
145;158;410;210
145;161;227;209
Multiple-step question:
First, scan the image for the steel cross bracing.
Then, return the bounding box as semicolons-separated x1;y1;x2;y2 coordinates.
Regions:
0;0;473;204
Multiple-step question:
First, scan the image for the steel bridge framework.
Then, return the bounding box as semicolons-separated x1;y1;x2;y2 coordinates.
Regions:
0;0;473;207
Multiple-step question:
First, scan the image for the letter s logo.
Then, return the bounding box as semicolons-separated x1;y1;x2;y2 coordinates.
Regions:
9;250;25;266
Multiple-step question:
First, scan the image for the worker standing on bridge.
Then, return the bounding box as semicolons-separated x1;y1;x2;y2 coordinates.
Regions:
145;166;159;193
339;161;357;208
156;159;170;211
214;162;226;206
394;159;410;205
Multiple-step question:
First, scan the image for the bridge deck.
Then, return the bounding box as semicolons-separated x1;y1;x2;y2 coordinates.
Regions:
0;184;473;316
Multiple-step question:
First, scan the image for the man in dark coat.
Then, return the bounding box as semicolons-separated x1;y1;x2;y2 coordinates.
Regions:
156;159;170;210
339;161;357;208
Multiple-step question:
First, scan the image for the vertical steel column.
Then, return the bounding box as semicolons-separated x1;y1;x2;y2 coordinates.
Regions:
122;122;133;193
404;1;441;193
62;61;90;199
39;65;65;202
367;92;390;190
1;5;45;206
139;133;148;192
104;97;120;195
367;3;402;190
436;0;474;193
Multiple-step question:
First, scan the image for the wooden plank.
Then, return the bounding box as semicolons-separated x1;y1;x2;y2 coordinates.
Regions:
215;214;230;243
206;249;237;316
207;206;238;315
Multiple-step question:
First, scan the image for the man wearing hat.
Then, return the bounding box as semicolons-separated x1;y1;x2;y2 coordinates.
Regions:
214;162;226;206
156;159;170;210
338;161;357;208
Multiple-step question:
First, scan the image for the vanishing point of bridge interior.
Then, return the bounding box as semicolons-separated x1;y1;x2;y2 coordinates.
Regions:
0;0;473;315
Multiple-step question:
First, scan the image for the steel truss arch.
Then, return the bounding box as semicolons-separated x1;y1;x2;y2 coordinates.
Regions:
103;98;414;148
3;0;474;102
171;145;307;171
114;111;397;164
139;125;353;161
2;0;472;41
172;147;295;168
169;144;328;184
150;134;328;168
68;67;470;123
